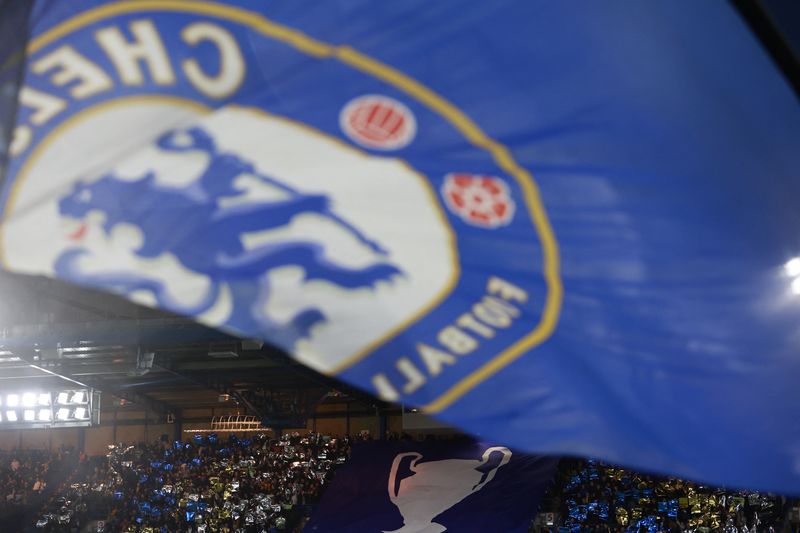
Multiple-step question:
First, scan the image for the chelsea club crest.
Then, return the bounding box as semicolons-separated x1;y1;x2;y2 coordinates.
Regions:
2;1;561;413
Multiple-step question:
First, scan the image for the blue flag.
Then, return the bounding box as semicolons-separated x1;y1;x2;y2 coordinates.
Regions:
305;441;556;533
2;1;800;491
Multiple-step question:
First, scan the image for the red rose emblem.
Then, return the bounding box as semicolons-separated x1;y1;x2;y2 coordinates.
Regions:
340;95;416;150
442;173;515;228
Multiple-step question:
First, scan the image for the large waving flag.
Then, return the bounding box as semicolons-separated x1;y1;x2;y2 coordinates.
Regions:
305;440;557;533
1;1;799;492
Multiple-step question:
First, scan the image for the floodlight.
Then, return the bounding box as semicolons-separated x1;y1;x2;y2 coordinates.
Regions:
0;389;96;426
785;257;800;277
792;278;800;295
22;393;36;407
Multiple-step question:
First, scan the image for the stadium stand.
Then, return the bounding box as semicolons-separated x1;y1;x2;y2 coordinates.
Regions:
0;433;795;532
534;459;794;533
24;432;350;532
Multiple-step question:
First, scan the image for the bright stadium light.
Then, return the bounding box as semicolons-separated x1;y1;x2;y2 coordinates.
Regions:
785;257;800;277
0;388;96;426
791;277;800;295
22;393;36;407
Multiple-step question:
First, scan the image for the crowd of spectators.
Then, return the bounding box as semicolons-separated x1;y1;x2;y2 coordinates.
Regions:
0;449;55;508
536;459;793;533
27;432;351;533
0;448;86;531
1;438;796;533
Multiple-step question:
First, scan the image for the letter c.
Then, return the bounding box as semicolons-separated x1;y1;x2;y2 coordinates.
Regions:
181;22;245;99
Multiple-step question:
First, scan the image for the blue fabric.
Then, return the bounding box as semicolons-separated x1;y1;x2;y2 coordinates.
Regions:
305;441;556;532
4;1;800;492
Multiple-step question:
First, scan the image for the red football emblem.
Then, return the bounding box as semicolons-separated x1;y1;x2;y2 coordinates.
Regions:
340;95;416;150
442;173;515;228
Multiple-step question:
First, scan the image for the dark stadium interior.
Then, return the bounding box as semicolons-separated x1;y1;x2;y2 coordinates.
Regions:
0;271;400;531
0;270;388;425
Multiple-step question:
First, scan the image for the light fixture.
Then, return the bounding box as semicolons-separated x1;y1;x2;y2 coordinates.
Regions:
0;389;95;426
792;278;800;296
784;257;800;295
785;257;800;277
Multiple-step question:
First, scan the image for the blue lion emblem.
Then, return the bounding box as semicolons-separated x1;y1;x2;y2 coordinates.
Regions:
56;127;401;345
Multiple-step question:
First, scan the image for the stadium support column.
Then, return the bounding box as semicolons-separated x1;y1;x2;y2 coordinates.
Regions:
173;410;182;440
345;401;350;436
78;427;85;453
379;410;387;441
